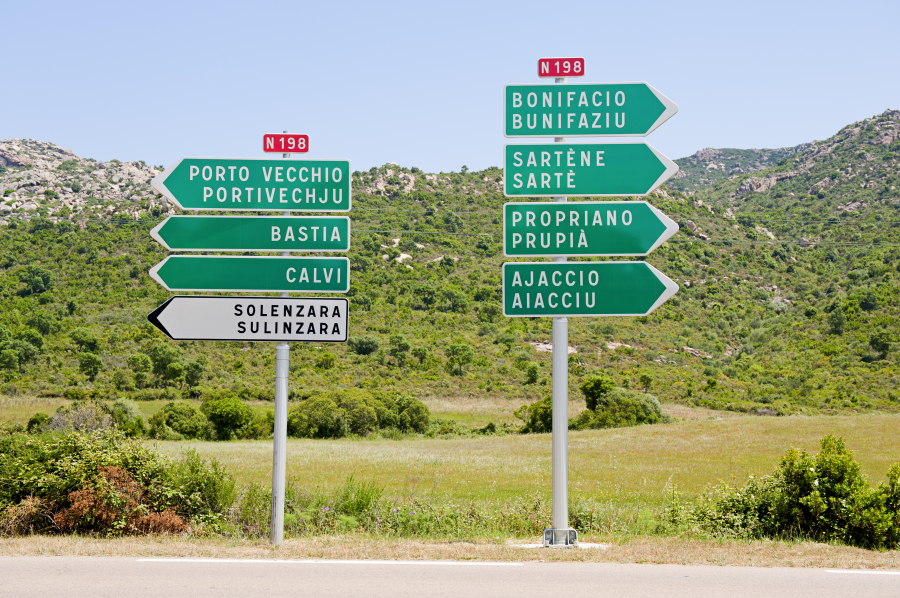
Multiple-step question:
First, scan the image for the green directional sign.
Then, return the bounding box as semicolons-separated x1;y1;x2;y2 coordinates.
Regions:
504;82;677;138
502;261;678;317
503;202;678;257
150;216;350;252
149;256;349;293
504;143;677;197
151;158;351;212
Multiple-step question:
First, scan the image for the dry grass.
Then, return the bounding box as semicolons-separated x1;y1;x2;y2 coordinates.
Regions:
0;397;68;425
153;413;900;506
420;394;528;427
2;534;898;568
662;403;748;421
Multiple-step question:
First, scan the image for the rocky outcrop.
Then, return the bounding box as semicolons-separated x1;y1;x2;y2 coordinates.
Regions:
737;171;799;195
0;148;33;167
0;138;164;222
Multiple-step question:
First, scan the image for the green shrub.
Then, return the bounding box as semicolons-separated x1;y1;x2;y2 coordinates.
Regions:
287;394;347;439
149;402;208;440
673;435;900;550
315;353;336;370
109;399;145;437
579;373;616;411
515;395;553;433
0;429;233;535
370;390;430;433
26;412;49;433
201;396;253;440
19;264;54;294
348;335;380;356
127;387;181;402
570;388;669;430
287;389;430;438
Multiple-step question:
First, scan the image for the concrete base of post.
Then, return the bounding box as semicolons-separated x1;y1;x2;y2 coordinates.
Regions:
543;528;578;548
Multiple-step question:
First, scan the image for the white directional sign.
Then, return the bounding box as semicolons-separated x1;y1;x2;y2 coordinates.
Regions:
147;296;349;342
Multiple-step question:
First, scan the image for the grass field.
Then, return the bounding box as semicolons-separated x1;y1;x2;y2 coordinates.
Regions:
5;396;898;507
147;412;900;509
4;398;900;562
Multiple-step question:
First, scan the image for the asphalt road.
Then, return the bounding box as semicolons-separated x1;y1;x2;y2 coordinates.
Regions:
1;557;898;598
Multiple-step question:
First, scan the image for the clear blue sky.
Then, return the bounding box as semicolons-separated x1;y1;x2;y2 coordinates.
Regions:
3;0;897;172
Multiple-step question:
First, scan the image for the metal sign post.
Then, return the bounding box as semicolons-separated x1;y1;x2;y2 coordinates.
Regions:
501;61;679;548
147;131;351;548
547;75;577;548
271;132;292;546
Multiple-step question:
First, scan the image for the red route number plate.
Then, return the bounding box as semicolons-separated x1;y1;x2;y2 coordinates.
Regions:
263;134;309;153
537;58;585;78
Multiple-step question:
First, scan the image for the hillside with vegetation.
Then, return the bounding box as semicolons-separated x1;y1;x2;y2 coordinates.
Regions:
0;109;898;427
668;145;808;193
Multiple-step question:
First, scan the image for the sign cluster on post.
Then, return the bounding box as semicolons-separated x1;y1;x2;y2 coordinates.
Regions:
502;59;680;547
146;136;351;546
148;156;352;315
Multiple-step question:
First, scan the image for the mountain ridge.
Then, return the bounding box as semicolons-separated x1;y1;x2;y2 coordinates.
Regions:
0;109;898;420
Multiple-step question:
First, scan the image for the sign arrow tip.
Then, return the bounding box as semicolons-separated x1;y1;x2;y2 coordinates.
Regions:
645;264;679;315
147;297;175;339
645;144;680;194
148;257;170;290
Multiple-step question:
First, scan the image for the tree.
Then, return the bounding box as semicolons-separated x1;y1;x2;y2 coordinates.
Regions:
870;332;892;357
145;340;182;382
0;339;38;372
524;362;539;385
639;372;654;392
70;327;101;353
579;373;617;411
860;290;878;311
388;334;411;366
443;288;469;313
348;335;380;356
411;346;430;365
78;352;103;382
127;353;152;388
19;264;54;294
111;369;130;391
26;312;55;336
0;349;18;377
166;362;185;387
15;328;43;352
445;343;474;375
413;285;437;309
828;308;846;335
185;356;207;387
